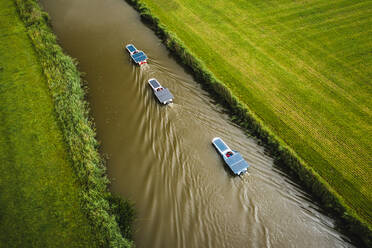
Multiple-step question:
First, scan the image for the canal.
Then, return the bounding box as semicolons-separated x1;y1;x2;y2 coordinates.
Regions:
40;0;354;247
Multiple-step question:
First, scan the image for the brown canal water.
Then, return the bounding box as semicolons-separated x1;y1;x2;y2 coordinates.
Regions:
40;0;355;247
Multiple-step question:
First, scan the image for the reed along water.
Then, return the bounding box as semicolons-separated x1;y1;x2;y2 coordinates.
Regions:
40;0;355;247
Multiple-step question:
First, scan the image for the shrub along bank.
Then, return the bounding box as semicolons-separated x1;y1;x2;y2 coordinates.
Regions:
0;0;133;246
124;0;371;246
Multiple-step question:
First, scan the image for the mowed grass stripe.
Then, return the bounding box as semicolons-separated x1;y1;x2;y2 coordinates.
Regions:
177;1;370;178
178;0;370;170
245;1;370;76
182;0;368;119
139;0;372;223
160;0;372;157
0;1;98;246
252;6;370;86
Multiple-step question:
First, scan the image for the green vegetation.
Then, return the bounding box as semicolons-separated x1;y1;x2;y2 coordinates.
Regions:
125;0;371;244
108;195;136;241
0;0;133;247
0;0;97;246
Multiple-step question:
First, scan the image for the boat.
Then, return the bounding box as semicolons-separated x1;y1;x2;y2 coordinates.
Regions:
212;137;250;175
148;78;174;104
125;44;148;65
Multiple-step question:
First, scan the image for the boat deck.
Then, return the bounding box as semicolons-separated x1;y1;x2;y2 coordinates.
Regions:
131;51;148;64
223;152;250;175
154;88;174;104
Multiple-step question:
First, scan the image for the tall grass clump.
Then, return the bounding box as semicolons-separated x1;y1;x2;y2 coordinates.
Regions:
124;0;371;246
14;0;134;247
108;195;136;241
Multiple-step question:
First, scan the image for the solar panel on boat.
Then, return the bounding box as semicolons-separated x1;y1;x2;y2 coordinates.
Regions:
214;139;228;151
127;45;136;53
155;88;173;103
132;51;147;63
149;79;160;88
227;153;242;165
230;159;249;174
132;52;143;59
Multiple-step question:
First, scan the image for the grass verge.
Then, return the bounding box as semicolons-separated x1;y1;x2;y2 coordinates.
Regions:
0;0;134;246
124;0;371;246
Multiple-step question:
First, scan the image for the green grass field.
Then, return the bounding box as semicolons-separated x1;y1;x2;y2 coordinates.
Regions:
138;0;372;225
0;0;99;246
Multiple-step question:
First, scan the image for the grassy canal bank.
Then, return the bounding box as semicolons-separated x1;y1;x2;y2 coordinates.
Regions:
125;0;371;244
0;0;133;246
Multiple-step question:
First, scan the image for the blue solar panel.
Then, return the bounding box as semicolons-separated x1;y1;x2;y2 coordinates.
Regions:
132;51;147;63
149;79;160;88
154;88;174;103
214;139;228;151
127;45;136;53
226;153;241;164
231;160;250;174
132;52;143;59
225;152;250;175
